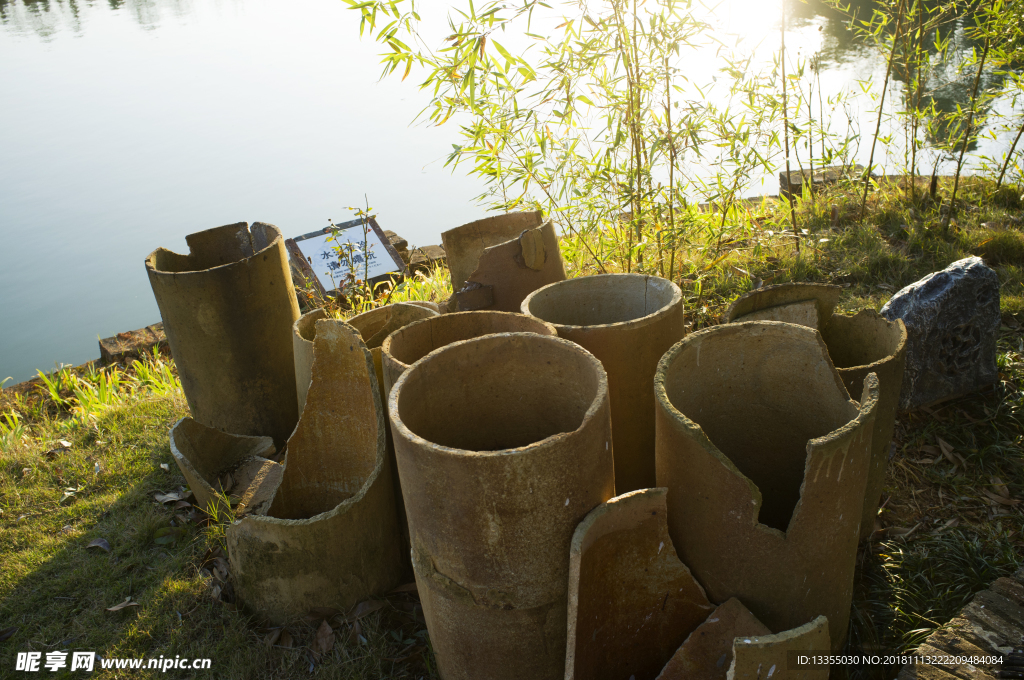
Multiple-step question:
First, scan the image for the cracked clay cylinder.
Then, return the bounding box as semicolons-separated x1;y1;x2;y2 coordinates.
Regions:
655;321;879;651
727;283;907;539
522;274;684;494
146;222;300;447
389;333;614;680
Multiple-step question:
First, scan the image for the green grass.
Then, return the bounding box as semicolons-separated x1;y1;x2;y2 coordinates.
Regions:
0;359;436;678
2;176;1023;678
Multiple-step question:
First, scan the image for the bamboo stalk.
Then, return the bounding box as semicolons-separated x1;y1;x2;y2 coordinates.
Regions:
781;0;800;254
950;37;990;212
665;57;677;282
861;0;907;221
997;117;1024;189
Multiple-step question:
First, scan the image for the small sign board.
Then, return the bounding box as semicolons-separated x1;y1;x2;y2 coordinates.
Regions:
287;216;406;292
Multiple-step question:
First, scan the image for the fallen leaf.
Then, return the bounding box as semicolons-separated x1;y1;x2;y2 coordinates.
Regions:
153;527;183;545
935;518;959;532
348;620;363;646
991;476;1011;499
277;630;294;649
173;500;192;510
264;628;282;646
341;599;387;623
919;445;940;456
983;489;1021;506
314;620;335;655
160;463;170;472
154;491;183;504
389;582;418;594
58;440;72;449
886;523;921;539
935;437;966;469
0;626;17;643
106;597;139;612
86;538;111;552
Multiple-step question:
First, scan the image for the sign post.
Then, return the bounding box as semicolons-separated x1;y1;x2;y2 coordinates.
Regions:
286;217;407;293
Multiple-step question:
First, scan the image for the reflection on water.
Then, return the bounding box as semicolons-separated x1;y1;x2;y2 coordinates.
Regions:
0;0;1017;383
0;0;194;36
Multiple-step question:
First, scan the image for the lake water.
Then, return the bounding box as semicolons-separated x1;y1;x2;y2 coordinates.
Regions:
0;0;1017;384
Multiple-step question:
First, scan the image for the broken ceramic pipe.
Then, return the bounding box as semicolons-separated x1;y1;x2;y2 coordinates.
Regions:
169;417;282;518
227;319;403;624
146;222;301;447
655;597;771;680
655;321;878;650
380;311;558;397
522;273;684;494
727;283;907;539
389;333;614;680
346;302;440;573
565;488;714;680
442;211;567;312
728;616;830;680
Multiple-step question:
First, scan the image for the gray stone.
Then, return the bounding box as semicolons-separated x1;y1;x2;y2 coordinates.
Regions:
880;256;999;410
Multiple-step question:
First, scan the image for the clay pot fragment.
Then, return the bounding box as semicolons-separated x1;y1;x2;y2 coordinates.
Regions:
727;283;907;539
442;211;567;312
655;598;770;680
523;274;684;493
169;417;282;518
227;319;403;624
389;333;614;680
655;321;878;650
146;221;300;447
565;488;714;680
380;311;558;397
725;282;841;329
728;616;830;680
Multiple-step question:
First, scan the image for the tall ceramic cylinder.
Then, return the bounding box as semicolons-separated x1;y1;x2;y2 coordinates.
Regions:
522;274;684;493
380;311;558;397
820;312;906;538
655;321;878;651
389;333;614;680
146;221;300;447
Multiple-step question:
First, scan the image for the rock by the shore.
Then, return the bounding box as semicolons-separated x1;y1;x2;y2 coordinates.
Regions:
881;256;1000;410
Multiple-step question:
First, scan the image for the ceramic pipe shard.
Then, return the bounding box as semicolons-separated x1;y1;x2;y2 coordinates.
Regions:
728;616;830;680
380;310;558;398
442;210;545;296
725;282;842;329
727;283;907;540
656;597;771;680
169;417;281;518
145;221;301;447
389;333;615;680
523;273;685;494
655;321;878;651
226;319;403;625
565;488;714;680
345;302;440;577
456;221;567;312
